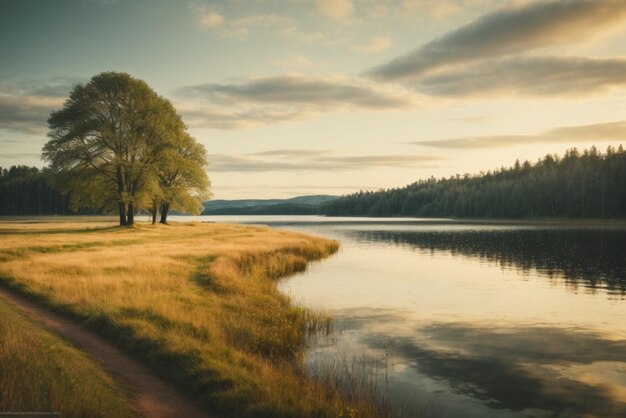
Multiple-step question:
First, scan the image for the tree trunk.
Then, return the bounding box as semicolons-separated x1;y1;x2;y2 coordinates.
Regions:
151;201;158;225
127;202;134;226
160;202;169;224
116;166;127;226
118;201;127;226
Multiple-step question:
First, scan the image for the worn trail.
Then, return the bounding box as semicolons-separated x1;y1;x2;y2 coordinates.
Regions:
0;286;212;418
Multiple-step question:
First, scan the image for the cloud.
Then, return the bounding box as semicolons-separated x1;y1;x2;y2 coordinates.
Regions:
23;76;85;97
206;152;442;172
0;152;42;159
175;74;420;129
369;0;626;82
200;12;344;44
198;12;224;28
0;77;81;134
361;324;626;416
223;14;294;37
419;56;626;97
177;74;415;110
0;95;63;135
245;149;330;158
357;36;392;54
401;0;462;18
0;76;83;98
413;120;626;149
193;8;299;38
178;104;310;130
315;0;354;20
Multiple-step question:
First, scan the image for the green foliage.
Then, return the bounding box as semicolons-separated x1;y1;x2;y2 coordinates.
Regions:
42;71;210;225
324;145;626;219
155;132;211;216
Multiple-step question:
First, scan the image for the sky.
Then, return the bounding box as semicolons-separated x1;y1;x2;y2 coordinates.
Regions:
1;0;626;199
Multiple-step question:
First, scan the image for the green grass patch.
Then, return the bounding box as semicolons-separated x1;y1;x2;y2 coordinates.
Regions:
0;299;136;418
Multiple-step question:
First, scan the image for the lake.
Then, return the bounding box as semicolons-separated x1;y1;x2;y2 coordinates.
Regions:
171;215;626;418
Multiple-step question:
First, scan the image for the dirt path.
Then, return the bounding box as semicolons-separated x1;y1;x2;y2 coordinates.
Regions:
0;287;212;418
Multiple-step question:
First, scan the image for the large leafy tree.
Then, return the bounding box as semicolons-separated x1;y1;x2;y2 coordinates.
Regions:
43;72;209;225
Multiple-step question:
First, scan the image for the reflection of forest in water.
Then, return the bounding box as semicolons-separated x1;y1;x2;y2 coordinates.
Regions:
343;315;626;417
351;227;626;295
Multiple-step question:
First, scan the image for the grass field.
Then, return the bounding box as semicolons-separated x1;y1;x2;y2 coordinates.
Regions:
0;297;136;418
0;218;381;418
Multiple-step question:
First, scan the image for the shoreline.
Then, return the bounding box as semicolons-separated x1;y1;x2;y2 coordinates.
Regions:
0;220;380;418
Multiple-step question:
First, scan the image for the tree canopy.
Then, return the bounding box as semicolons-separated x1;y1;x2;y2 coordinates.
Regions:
42;72;210;225
323;146;626;219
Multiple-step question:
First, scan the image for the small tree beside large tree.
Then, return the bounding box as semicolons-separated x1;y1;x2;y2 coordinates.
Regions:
43;72;210;226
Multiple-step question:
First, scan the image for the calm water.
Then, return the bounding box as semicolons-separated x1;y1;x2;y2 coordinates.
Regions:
172;215;626;418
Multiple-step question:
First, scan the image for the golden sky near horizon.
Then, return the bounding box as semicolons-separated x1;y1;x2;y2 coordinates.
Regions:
1;0;626;198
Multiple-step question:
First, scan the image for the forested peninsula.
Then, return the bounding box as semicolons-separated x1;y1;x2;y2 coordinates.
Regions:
323;146;626;219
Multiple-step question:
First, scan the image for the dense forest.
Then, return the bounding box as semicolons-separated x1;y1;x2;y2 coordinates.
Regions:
323;146;626;219
0;166;74;216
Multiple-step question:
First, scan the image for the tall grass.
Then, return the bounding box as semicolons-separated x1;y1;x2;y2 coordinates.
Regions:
0;220;382;417
306;336;442;418
0;298;136;418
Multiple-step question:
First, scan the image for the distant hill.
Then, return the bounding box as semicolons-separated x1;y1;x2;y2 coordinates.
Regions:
202;195;338;215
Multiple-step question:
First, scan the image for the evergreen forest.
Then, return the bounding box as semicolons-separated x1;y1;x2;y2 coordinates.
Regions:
323;146;626;219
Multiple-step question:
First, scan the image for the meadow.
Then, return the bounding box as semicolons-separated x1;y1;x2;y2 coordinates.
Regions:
0;218;379;417
0;297;136;418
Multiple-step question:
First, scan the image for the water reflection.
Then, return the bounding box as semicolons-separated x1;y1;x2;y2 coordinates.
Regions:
188;216;626;417
315;310;626;417
351;228;626;296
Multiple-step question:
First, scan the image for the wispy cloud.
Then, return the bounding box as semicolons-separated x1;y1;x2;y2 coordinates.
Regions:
369;0;626;82
413;120;626;149
178;74;415;109
177;104;309;130
245;149;330;158
198;11;224;28
419;56;626;97
357;36;392;54
175;73;420;129
221;14;294;38
0;77;84;134
195;10;347;44
207;152;442;172
0;76;84;97
0;152;42;158
400;0;462;18
315;0;354;20
0;95;62;134
0;83;73;135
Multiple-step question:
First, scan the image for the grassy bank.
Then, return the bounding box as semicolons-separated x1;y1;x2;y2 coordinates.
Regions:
0;219;379;417
0;298;136;418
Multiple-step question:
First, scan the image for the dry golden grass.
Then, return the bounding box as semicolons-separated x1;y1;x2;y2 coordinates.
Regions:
0;298;136;418
0;219;379;417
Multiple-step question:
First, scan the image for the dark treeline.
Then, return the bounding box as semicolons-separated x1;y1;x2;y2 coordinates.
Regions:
352;228;626;295
0;165;75;216
323;146;626;218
